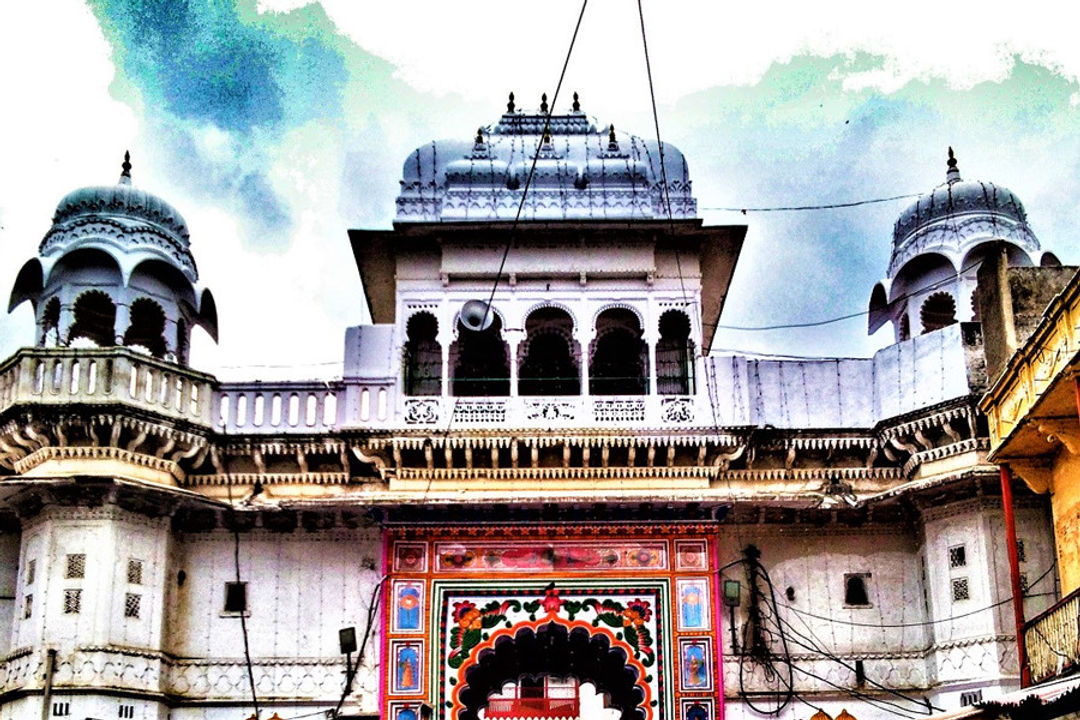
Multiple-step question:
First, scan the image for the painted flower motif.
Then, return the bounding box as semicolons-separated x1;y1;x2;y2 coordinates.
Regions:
452;601;482;629
630;548;659;567
622;599;652;627
541;588;563;615
399;593;420;610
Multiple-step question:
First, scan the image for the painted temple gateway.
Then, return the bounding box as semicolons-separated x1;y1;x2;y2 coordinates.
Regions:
0;97;1065;720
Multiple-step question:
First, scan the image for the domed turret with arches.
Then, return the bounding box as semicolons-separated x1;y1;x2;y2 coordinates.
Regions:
868;148;1058;342
8;152;218;364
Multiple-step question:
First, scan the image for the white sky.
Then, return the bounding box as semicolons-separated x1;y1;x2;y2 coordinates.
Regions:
2;0;1079;378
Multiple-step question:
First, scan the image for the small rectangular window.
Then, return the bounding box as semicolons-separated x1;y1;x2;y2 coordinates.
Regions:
63;589;82;614
1016;539;1027;563
127;559;143;585
26;558;36;585
224;581;247;613
24;594;33;619
1020;573;1030;595
124;593;141;619
52;701;70;717
65;554;86;580
948;545;966;569
844;573;872;607
118;705;135;719
951;577;970;602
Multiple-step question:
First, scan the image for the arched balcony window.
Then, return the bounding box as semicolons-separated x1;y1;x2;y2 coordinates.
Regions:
590;308;646;395
124;297;167;357
404;312;442;396
451;313;510;396
656;310;694;395
519;307;579;396
68;290;116;348
920;291;956;334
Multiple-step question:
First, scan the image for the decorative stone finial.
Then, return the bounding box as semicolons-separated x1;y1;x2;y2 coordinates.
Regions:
608;124;618;150
946;146;961;184
572;92;580;112
540;93;548;114
119;150;132;185
507;92;515;113
475;127;485;145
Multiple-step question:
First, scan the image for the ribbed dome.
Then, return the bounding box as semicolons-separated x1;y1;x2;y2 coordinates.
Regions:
53;181;190;242
892;149;1027;248
396;93;696;222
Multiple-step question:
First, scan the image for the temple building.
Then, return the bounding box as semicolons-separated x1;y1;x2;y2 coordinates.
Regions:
0;95;1065;720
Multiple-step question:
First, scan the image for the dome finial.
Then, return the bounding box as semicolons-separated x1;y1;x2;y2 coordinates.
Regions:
119;150;132;185
475;127;485;146
540;93;548;114
507;92;515;113
946;146;961;184
572;92;580;112
608;124;618;150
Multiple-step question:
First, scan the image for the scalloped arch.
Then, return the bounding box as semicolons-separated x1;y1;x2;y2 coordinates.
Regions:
592;302;643;329
525;300;579;329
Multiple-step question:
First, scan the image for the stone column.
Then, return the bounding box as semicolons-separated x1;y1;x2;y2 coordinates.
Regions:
578;329;594;396
508;335;521;397
113;301;131;346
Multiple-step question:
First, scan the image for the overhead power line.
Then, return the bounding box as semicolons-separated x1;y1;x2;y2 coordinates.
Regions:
702;192;921;214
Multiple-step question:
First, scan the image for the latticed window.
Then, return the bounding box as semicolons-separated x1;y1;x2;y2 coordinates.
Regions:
25;558;35;585
1016;539;1026;563
1020;573;1030;595
127;559;143;585
63;589;82;614
948;545;966;569
24;594;32;619
124;593;141;619
65;554;86;579
951;578;970;602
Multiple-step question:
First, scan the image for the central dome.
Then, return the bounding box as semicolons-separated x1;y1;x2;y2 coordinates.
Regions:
395;93;696;222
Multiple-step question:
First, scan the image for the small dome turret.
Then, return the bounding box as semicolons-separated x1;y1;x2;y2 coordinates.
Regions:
8;153;218;364
868;148;1055;343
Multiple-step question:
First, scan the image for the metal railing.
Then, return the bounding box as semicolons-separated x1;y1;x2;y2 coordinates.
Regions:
1024;586;1080;684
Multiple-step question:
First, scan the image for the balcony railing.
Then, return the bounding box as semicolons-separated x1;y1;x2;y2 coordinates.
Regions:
484;696;580;719
1024;586;1080;684
0;348;215;427
399;394;699;429
215;381;343;433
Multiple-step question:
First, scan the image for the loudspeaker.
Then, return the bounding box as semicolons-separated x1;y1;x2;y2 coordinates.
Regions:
459;300;495;332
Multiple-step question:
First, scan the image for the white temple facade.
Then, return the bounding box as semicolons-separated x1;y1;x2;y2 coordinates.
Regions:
0;96;1061;720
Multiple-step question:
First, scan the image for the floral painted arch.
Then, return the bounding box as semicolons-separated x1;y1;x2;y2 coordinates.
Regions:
455;620;649;720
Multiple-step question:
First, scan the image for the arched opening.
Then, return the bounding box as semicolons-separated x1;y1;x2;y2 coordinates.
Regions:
519;308;579;396
590;309;646;395
656;310;694;395
404;312;442;396
40;297;61;347
68;290;116;348
123;297;167;357
452;313;510;397
920;292;956;334
458;623;645;720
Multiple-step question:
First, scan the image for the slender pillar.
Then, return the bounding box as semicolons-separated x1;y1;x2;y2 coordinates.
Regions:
508;337;521;397
114;301;132;345
1000;464;1030;687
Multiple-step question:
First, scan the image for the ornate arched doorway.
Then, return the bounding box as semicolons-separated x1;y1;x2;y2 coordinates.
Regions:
457;622;646;720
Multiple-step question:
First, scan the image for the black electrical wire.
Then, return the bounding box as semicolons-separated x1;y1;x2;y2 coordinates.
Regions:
332;575;387;719
636;0;688;306
482;0;589;318
711;249;999;332
701;192;921;214
224;473;261;720
780;563;1055;628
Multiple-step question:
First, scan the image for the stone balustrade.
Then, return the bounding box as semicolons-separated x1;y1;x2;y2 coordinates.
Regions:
0;348;215;427
1024;587;1080;684
215;381;343;433
398;394;701;429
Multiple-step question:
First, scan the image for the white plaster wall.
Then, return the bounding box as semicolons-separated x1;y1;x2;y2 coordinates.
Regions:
718;526;930;691
0;532;18;654
165;528;382;711
11;508;169;654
